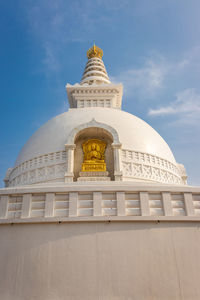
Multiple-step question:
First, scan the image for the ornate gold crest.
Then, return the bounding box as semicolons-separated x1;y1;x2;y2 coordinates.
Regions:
87;44;103;59
81;139;107;172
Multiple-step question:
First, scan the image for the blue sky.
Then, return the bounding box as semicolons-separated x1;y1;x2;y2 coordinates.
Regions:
0;0;200;186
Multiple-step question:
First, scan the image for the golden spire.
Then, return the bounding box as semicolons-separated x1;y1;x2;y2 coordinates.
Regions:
87;44;103;59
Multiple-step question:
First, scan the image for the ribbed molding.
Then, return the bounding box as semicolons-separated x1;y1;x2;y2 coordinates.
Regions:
81;57;110;85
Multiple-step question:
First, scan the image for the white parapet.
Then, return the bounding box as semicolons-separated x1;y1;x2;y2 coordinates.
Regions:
0;182;200;223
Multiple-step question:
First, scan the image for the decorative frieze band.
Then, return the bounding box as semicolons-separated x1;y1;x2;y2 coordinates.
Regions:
8;150;67;187
9;163;66;187
11;151;66;179
7;148;183;187
121;149;178;173
121;149;182;184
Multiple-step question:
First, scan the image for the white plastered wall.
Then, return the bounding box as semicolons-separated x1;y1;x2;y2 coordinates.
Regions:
0;221;200;300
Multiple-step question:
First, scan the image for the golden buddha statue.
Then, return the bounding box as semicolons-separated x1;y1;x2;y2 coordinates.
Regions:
81;139;107;172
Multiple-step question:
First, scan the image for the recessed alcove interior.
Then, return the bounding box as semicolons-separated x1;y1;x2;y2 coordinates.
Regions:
73;127;114;181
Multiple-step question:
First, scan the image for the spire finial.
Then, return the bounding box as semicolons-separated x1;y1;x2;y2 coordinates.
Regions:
87;44;103;59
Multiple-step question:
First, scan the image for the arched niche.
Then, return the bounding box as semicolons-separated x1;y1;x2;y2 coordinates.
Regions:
64;119;122;182
74;127;114;181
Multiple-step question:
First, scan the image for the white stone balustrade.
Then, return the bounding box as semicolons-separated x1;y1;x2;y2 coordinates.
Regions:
0;183;200;223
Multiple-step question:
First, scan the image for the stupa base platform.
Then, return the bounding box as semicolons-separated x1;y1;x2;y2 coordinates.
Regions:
77;171;110;181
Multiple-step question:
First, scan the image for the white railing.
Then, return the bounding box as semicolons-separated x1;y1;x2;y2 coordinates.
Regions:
0;184;200;223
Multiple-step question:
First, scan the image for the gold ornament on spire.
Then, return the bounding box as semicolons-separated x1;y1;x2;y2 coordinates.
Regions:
87;44;103;59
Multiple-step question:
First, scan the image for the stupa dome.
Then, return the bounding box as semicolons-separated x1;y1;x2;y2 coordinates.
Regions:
6;107;185;187
4;45;187;187
16;108;175;165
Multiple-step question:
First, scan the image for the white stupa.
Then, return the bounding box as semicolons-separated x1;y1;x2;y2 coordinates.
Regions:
4;45;186;187
0;45;200;300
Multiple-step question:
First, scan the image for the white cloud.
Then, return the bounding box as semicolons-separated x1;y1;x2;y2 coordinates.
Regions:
26;0;90;73
111;44;200;104
148;106;176;116
148;88;200;124
42;43;61;72
111;55;169;99
26;0;131;74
